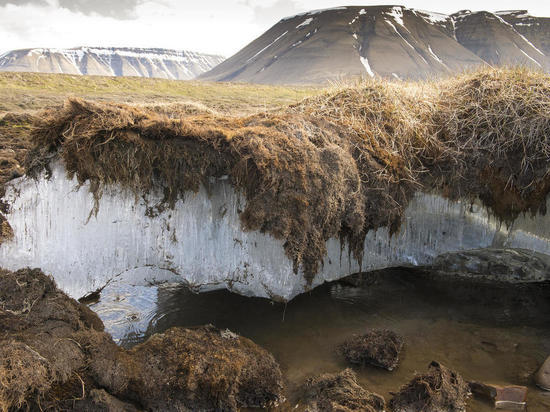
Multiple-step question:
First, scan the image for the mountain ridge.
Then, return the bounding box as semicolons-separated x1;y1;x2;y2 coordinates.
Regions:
200;6;550;84
0;46;225;80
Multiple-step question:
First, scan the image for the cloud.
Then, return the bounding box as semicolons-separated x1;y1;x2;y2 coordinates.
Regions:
248;0;301;25
0;0;48;5
57;0;145;19
0;0;145;19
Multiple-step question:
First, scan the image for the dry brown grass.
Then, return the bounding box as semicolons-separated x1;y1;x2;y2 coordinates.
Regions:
23;67;550;284
0;342;51;412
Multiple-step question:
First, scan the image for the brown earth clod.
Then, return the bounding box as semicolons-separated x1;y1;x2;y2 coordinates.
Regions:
389;361;470;412
300;368;385;412
338;329;404;370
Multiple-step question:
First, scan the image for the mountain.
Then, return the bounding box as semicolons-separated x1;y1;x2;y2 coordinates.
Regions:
497;10;550;56
200;6;550;84
453;10;549;70
0;47;225;80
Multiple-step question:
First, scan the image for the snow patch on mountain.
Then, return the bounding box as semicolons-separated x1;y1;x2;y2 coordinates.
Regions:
296;18;314;28
360;55;374;77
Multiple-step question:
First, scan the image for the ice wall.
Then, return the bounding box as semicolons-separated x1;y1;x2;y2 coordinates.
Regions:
1;161;550;300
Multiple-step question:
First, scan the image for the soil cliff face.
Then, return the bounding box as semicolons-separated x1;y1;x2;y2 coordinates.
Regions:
1;69;549;300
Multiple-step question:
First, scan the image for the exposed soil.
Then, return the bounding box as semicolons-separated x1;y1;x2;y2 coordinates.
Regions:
0;112;34;245
338;329;404;370
299;369;385;412
22;68;550;285
0;268;284;411
389;361;470;412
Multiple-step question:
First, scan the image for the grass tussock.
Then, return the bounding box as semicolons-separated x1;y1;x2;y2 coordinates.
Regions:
27;67;550;283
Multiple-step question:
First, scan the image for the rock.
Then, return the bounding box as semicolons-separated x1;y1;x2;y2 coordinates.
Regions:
300;369;385;412
429;248;550;283
470;382;527;410
0;268;284;412
389;361;470;412
0;48;225;80
536;356;550;391
338;329;404;370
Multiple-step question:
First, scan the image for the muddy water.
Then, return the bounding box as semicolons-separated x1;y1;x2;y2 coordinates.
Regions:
90;270;550;411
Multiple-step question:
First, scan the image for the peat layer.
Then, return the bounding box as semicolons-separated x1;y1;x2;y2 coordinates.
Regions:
0;112;34;244
10;67;550;283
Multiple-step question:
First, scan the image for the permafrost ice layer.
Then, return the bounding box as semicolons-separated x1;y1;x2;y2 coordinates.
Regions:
1;161;550;300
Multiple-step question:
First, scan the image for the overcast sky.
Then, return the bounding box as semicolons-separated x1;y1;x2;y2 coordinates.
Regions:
1;0;550;57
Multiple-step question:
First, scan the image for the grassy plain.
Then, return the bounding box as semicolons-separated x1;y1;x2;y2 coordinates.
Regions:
0;72;320;115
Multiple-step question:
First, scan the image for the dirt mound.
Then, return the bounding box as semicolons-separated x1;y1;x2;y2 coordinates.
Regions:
338;329;404;370
389;361;470;412
112;326;284;410
25;68;550;284
300;368;385;411
0;268;284;411
0;267;106;411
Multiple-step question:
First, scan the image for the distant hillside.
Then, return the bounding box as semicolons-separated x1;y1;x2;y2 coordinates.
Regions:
0;47;225;80
200;6;550;84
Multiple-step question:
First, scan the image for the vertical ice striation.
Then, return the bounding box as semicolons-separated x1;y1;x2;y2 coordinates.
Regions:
1;161;549;300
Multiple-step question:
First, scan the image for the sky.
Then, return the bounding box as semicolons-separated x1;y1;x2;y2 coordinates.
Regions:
1;0;550;57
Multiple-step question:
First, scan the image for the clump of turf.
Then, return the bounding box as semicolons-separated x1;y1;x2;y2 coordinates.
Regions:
300;369;385;412
433;68;550;221
338;329;404;370
116;326;284;411
389;361;470;412
0;341;51;412
26;67;550;284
